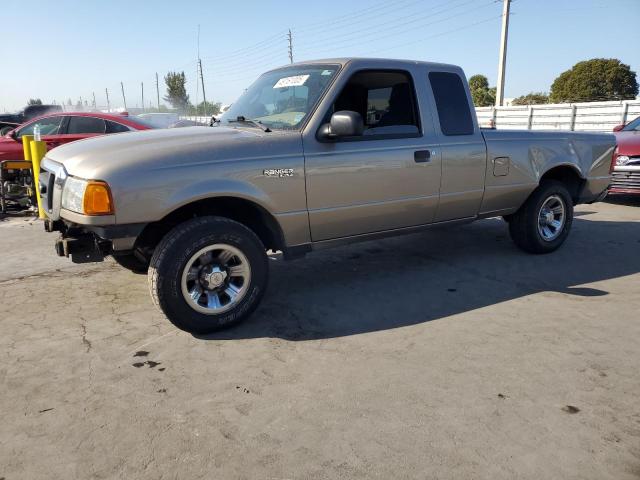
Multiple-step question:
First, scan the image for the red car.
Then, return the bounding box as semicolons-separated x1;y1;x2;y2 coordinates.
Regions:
0;112;154;161
610;115;640;195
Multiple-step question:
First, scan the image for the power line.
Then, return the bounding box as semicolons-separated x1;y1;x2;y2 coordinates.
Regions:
293;0;425;34
359;14;503;57
296;1;497;58
203;51;289;78
202;2;488;78
198;0;429;66
198;30;288;63
297;0;470;43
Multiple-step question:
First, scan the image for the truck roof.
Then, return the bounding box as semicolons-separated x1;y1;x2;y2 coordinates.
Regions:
267;57;460;72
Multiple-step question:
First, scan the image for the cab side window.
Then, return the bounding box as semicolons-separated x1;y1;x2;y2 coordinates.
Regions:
16;116;64;139
331;70;420;138
428;72;474;136
67;116;107;134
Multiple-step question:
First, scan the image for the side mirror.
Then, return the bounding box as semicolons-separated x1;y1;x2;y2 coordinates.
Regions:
318;110;364;140
613;124;625;132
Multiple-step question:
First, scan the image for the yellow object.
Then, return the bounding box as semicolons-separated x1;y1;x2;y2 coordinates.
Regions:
22;135;34;161
2;161;31;170
83;181;114;215
29;140;47;219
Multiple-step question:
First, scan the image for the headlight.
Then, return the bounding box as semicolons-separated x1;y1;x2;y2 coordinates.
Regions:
61;177;87;213
616;155;630;166
61;177;114;215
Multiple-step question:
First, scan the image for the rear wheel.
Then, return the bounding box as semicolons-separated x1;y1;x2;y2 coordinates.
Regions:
508;180;573;254
148;216;268;334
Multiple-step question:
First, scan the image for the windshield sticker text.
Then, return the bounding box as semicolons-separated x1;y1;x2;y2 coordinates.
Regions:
273;75;310;89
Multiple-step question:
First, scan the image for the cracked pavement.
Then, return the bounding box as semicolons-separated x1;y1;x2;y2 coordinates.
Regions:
0;199;639;479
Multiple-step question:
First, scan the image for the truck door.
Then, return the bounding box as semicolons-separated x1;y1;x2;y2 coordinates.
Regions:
302;68;441;242
427;70;487;221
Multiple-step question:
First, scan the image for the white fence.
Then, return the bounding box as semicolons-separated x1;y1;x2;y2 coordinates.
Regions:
476;100;640;132
180;115;212;124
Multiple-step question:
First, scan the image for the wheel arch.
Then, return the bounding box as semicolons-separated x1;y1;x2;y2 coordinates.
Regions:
539;164;585;204
135;195;287;257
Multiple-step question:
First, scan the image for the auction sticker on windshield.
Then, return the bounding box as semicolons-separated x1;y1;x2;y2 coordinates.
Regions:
273;75;310;88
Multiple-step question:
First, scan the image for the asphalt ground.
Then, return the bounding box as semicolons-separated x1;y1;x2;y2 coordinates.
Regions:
0;197;639;479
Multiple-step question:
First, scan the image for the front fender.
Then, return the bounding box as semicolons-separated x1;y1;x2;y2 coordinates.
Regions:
165;178;276;218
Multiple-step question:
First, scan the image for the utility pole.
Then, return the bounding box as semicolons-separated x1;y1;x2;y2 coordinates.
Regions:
195;24;200;116
495;0;511;107
287;29;294;64
198;59;208;118
105;88;110;111
141;82;145;112
92;91;96;109
121;82;127;110
155;72;160;110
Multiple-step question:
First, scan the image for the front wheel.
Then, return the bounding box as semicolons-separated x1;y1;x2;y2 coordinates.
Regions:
508;180;574;254
148;216;268;334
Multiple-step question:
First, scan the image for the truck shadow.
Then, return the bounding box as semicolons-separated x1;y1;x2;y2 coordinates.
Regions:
605;195;640;207
197;214;640;341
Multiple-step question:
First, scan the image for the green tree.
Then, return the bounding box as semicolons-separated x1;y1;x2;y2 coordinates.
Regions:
511;92;549;106
468;74;496;107
164;71;190;111
28;98;43;105
188;101;222;116
550;58;638;103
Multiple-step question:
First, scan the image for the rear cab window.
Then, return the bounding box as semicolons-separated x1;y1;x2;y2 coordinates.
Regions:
428;72;474;136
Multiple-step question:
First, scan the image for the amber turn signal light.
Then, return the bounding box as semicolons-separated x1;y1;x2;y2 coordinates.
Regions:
83;181;114;215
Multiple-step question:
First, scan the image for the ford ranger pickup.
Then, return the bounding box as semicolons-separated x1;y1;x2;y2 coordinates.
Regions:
38;58;615;333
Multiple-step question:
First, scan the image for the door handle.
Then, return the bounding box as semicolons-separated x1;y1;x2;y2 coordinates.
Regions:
414;150;431;163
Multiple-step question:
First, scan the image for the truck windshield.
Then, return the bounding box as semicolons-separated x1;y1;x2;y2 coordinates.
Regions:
220;64;339;130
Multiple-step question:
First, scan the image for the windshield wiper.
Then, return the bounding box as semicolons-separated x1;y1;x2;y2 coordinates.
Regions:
227;116;271;132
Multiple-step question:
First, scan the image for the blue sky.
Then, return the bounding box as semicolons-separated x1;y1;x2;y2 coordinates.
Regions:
2;0;639;112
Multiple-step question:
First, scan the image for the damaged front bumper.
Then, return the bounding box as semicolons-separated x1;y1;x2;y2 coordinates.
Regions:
45;219;146;264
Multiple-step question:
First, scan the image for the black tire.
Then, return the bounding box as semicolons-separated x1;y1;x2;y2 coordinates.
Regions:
148;216;268;334
112;253;149;274
508;180;573;254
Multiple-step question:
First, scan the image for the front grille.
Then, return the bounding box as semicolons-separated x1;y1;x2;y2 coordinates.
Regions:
611;171;640;191
38;169;55;212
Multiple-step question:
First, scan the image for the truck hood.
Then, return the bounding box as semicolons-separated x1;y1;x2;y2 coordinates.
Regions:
46;126;302;180
614;130;640;156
